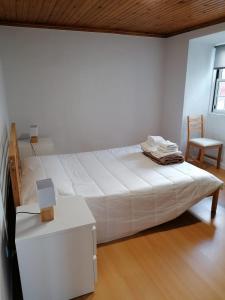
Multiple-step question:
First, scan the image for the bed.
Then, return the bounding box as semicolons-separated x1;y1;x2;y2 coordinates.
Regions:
9;123;223;243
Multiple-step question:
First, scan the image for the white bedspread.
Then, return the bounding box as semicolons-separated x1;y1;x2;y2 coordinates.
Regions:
21;145;223;243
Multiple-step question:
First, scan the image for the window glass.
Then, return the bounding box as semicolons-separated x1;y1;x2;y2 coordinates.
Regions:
212;68;225;113
221;68;225;79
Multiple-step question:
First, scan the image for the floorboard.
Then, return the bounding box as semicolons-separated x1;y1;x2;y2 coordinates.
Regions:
75;165;225;300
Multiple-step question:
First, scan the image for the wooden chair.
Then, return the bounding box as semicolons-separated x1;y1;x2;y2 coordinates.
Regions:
185;115;223;169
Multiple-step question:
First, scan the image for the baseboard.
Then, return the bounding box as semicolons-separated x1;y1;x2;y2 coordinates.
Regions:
204;157;225;170
220;161;225;170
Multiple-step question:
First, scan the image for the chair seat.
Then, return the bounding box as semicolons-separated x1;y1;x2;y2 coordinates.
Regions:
189;138;222;147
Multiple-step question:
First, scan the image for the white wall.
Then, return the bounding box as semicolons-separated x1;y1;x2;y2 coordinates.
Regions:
0;59;10;300
161;22;225;167
0;23;225;160
0;26;164;153
181;31;225;167
161;34;189;144
161;22;225;146
181;40;215;149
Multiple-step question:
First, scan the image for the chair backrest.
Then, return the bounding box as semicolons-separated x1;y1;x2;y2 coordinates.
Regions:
187;115;204;141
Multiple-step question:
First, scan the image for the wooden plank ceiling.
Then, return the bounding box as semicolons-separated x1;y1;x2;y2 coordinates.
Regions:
0;0;225;37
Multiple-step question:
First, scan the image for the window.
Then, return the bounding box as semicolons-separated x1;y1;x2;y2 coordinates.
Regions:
212;45;225;113
212;68;225;113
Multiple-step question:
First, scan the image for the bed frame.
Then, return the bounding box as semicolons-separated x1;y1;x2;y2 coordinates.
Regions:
8;123;221;217
8;123;21;207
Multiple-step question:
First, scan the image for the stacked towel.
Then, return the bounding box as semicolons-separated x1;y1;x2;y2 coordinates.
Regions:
144;152;184;165
149;148;182;159
141;136;184;165
147;136;165;147
158;140;178;153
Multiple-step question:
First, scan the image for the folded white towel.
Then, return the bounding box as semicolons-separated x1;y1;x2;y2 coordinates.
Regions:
150;149;182;159
159;144;177;149
158;145;178;153
147;136;165;147
141;141;157;153
159;140;178;150
157;140;178;154
141;141;181;159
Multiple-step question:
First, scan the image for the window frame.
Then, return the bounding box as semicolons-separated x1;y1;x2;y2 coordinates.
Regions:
212;68;225;114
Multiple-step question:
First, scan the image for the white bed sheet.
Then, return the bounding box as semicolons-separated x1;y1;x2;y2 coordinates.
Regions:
21;145;223;243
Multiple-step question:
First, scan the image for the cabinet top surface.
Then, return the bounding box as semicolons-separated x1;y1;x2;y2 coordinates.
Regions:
16;196;96;241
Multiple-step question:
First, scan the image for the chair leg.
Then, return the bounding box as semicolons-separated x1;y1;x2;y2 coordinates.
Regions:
185;143;190;161
197;149;201;161
199;148;205;168
217;145;223;169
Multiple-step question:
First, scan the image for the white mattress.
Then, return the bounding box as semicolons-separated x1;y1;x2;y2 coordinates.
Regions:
21;145;223;243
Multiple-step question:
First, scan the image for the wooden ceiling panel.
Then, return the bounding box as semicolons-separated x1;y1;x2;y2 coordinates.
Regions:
0;0;225;37
60;0;102;26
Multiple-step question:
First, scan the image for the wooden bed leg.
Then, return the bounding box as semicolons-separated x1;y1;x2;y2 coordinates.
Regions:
211;189;220;218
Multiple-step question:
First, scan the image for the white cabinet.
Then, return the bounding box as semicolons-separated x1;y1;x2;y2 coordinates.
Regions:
18;137;55;159
15;197;97;300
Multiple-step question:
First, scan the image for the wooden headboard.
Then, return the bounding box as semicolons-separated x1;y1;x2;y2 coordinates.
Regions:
8;123;21;207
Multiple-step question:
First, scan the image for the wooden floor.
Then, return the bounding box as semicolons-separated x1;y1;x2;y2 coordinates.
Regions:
75;165;225;300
